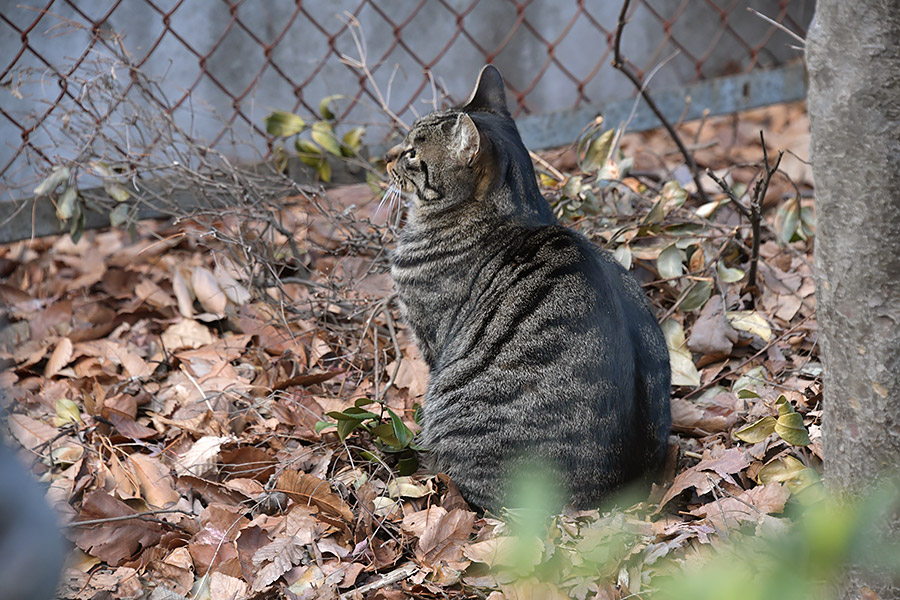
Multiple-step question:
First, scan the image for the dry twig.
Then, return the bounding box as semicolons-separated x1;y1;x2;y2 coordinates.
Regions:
612;0;711;205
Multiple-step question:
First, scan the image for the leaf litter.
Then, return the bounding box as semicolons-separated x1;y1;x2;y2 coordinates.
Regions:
0;102;821;599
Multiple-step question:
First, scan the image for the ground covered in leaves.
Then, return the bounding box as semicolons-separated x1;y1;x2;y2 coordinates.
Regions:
0;103;820;600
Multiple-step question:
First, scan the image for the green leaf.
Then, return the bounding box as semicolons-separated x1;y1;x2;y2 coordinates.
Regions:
661;180;688;214
413;403;424;426
311;121;342;156
731;366;767;396
109;203;129;228
774;396;811;446
657;244;684;280
342;127;365;155
582;128;615;172
726;310;773;342
56;397;82;425
104;181;131;203
337;417;364;441
354;398;376;408
562;175;583;199
265;110;306;137
774;198;801;244
272;144;289;173
56;186;78;220
319;95;343;120
397;452;419;476
326;408;377;422
314;420;335;433
369;422;396;441
34;166;70;195
69;204;85;244
758;454;806;485
716;261;745;283
737;389;761;399
295;137;321;161
316;158;332;183
387;408;414;449
757;455;821;502
800;206;816;239
680;280;712;312
734;416;776;443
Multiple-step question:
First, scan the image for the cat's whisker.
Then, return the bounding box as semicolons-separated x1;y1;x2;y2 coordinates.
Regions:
376;184;398;218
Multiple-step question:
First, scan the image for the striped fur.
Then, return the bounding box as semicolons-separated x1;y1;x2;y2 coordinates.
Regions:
388;66;670;511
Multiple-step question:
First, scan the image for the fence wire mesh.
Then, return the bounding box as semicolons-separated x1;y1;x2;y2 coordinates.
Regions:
0;0;811;202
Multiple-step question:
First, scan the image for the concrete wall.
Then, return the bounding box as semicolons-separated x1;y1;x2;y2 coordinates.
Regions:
0;0;813;196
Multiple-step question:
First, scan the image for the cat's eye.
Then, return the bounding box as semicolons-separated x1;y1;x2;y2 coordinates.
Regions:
406;148;417;160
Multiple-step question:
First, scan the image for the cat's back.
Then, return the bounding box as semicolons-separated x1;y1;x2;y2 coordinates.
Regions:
420;224;670;509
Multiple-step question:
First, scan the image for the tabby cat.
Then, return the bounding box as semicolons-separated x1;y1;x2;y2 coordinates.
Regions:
386;65;671;512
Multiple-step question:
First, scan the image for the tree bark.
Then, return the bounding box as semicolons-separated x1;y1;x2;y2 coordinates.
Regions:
807;1;900;597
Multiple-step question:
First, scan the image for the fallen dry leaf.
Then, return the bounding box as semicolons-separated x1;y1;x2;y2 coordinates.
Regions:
658;447;750;509
128;453;179;508
172;266;194;319
687;295;738;356
192;265;227;317
277;470;353;522
173;435;233;477
161;318;214;351
689;482;790;529
44;336;74;377
72;490;163;566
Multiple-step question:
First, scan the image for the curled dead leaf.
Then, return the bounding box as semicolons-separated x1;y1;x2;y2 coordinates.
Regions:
192;266;227;317
276;470;353;522
45;337;73;378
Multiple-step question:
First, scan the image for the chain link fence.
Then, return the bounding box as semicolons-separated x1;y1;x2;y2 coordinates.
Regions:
0;0;812;240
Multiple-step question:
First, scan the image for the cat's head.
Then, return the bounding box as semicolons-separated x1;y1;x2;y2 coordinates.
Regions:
386;65;554;226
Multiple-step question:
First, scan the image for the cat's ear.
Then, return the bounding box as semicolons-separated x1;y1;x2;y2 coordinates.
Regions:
463;65;508;114
451;113;480;165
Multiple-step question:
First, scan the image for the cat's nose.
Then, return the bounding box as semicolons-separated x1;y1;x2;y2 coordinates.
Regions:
385;144;403;176
386;144;403;162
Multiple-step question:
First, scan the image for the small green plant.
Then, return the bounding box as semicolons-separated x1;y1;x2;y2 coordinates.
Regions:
33;161;138;243
265;95;365;183
316;398;420;475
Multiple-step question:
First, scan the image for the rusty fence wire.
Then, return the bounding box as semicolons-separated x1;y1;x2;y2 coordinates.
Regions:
0;0;811;215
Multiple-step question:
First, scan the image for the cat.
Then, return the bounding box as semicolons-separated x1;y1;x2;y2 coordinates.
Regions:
386;65;671;512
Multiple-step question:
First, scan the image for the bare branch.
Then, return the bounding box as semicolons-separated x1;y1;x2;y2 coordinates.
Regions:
613;0;711;205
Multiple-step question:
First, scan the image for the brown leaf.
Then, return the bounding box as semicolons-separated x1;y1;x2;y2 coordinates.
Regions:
387;353;430;399
415;508;475;565
72;490;163;566
188;504;249;574
688;482;790;529
102;394;158;440
223;478;265;498
172;267;194;319
45;336;74;377
658;447;749;509
210;571;250;600
135;278;175;309
277;470;353;522
220;446;276;482
173;435;233;478
687;295;738;356
128;453;179;508
192;265;227;317
251;505;322;590
150;547;194;595
7;413;59;451
670;392;741;435
161;319;213;352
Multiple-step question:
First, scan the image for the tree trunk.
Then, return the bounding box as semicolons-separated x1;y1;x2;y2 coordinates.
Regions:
807;1;900;597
